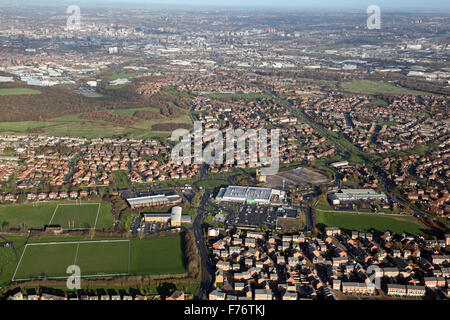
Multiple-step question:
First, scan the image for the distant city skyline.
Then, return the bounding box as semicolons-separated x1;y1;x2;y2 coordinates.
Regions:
2;0;450;11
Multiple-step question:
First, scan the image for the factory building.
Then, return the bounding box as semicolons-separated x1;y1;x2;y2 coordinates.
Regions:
215;186;285;204
328;189;388;205
126;193;181;209
331;161;349;168
142;206;191;227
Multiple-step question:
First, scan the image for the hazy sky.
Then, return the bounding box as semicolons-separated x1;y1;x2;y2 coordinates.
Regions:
3;0;450;10
124;0;449;9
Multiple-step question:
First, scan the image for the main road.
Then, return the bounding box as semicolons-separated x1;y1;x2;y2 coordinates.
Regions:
190;163;216;300
192;202;214;300
265;88;439;223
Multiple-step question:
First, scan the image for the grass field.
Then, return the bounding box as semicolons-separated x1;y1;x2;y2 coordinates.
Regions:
0;201;113;231
10;234;185;282
0;88;41;96
277;216;307;232
49;203;101;230
0;203;55;230
109;72;144;80
0;235;28;286
129;235;186;275
341;80;428;96
0;84;193;139
108;106;162;117
197;179;229;189
316;210;430;235
0;102;193;139
14;242;80;280
366;99;388;107
13;240;130;280
112;171;131;188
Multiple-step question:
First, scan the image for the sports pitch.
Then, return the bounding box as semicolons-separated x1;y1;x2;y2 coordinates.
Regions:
12;240;131;281
11;235;186;282
48;203;101;230
317;211;429;235
0;201;112;230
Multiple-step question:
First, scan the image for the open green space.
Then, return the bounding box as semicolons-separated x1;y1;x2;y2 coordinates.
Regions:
108;106;162;117
341;80;428;96
315;198;335;211
197;179;229;189
0;101;192;139
13;240;131;280
104;82;133;89
316;210;430;235
0;88;41;96
277;214;307;232
49;204;100;230
394;143;439;158
129;235;186;275
0;117;134;138
366;99;388;107
207;171;237;180
0;201;113;231
13;242;79;280
0;202;56;230
164;87;195;99
112;171;131;188
76;241;130;275
0;235;28;287
9;234;186;283
109;72;144;80
0;121;50;132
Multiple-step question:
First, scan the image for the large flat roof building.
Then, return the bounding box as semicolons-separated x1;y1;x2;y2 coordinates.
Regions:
216;186;285;204
126;194;181;209
142;206;191;227
331;161;349;168
328;189;388;205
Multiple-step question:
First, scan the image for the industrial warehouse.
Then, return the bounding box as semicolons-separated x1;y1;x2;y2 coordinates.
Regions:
215;186;286;205
328;189;388;205
142;206;191;227
126;193;182;209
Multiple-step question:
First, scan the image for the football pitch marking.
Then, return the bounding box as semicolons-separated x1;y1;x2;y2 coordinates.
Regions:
47;202;101;230
12;239;131;282
11;243;28;283
48;205;59;225
73;242;80;265
24;239;129;246
93;203;101;230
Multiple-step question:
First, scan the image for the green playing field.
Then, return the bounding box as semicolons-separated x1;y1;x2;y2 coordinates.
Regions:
317;210;430;235
49;204;100;229
13;240;130;280
0;201;113;231
11;234;186;281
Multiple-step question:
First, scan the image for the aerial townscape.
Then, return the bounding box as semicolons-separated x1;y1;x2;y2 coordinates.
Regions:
0;0;449;305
